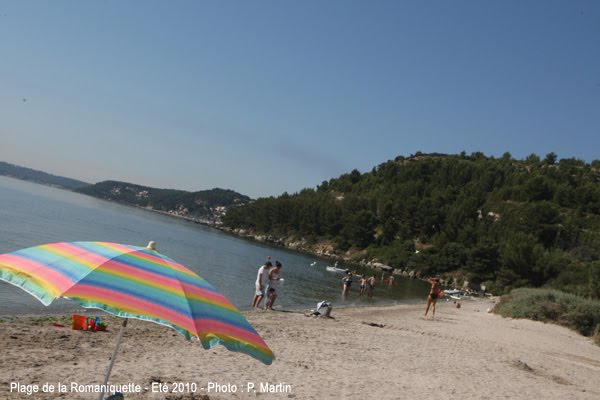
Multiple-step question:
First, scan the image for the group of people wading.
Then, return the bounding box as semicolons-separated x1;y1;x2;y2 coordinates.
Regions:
251;257;445;319
252;259;283;310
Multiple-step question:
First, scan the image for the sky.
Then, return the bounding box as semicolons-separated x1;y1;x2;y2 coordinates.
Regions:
1;1;599;198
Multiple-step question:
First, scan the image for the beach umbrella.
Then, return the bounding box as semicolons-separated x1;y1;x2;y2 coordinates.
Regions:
0;241;274;399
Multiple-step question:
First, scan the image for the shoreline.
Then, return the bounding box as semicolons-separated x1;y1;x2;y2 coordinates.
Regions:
0;293;431;319
3;299;600;399
97;198;372;270
11;180;414;278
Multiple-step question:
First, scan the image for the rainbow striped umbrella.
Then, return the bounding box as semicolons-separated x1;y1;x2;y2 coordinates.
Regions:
0;241;274;396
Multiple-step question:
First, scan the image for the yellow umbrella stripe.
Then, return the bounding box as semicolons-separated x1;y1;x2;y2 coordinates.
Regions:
0;261;64;300
40;243;107;272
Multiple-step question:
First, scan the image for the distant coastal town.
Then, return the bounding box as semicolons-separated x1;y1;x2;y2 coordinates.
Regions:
0;160;251;226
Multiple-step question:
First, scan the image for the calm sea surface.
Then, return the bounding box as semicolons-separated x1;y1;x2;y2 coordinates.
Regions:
0;176;429;315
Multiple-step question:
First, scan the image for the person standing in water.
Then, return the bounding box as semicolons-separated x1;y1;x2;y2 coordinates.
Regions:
252;261;272;309
424;277;441;319
342;271;353;296
265;261;283;310
367;275;377;299
359;274;367;297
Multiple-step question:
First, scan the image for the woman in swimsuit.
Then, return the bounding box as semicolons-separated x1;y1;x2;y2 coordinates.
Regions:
424;277;441;319
265;261;283;310
342;272;353;296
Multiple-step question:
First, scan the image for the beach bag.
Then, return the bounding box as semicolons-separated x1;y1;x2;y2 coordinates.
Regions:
71;314;87;330
71;315;107;331
316;301;332;317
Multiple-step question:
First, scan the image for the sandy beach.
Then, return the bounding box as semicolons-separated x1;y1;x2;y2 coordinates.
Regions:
1;298;599;400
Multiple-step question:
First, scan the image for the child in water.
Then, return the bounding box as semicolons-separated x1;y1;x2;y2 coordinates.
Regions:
359;274;367;297
265;287;277;310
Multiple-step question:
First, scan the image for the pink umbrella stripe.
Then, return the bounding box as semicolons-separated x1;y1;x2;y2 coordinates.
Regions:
195;318;271;347
0;254;77;296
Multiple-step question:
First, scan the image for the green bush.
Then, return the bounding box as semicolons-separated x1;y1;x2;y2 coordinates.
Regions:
495;288;600;341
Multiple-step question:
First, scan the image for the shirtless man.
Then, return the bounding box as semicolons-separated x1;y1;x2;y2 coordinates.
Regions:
367;275;376;299
359;274;367;297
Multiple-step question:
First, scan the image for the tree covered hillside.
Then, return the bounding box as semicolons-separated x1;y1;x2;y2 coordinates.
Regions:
77;181;252;223
223;152;600;297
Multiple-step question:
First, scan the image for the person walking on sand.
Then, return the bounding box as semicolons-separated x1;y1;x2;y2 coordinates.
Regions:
424;277;441;318
265;261;283;310
367;275;376;299
252;261;272;309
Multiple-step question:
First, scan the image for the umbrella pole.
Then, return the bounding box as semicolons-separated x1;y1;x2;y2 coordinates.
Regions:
98;318;128;400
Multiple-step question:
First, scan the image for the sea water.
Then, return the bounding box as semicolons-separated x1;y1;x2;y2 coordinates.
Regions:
0;176;429;315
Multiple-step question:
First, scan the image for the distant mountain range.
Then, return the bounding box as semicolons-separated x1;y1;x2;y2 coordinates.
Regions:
0;161;252;224
0;161;90;190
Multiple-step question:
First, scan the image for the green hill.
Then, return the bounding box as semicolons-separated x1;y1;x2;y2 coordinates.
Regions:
77;181;252;223
0;161;90;190
223;152;600;297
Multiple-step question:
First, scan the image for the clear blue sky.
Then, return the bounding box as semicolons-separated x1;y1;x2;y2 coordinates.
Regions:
1;1;599;198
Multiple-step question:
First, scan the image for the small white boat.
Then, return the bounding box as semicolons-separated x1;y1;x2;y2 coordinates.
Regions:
443;289;464;296
326;266;348;273
449;294;475;301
